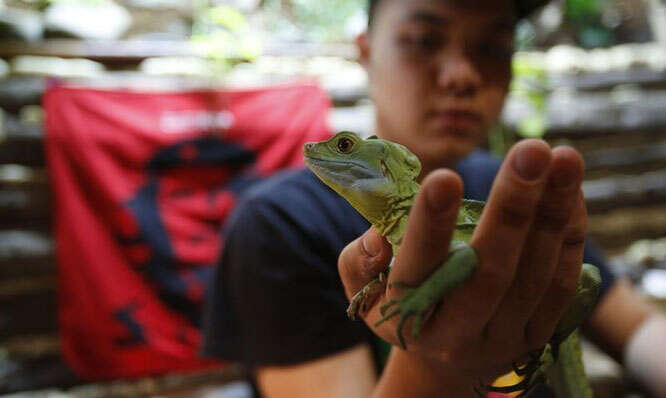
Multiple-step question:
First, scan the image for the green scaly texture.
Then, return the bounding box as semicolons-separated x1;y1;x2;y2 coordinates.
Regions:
303;131;601;397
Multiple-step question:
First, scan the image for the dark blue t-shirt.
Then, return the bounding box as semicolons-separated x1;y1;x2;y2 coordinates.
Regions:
201;149;615;383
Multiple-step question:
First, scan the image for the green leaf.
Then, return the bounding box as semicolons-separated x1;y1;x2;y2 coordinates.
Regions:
206;6;246;32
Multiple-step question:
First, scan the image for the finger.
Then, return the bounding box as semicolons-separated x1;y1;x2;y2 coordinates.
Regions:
388;169;463;287
525;191;587;348
366;170;461;347
436;140;551;332
338;227;393;301
485;146;584;342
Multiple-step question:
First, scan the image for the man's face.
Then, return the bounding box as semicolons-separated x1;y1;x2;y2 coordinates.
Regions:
361;0;516;171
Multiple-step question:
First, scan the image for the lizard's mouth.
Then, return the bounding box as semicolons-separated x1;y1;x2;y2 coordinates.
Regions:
304;156;380;181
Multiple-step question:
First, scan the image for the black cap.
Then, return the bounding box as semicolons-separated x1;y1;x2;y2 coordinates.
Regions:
368;0;551;27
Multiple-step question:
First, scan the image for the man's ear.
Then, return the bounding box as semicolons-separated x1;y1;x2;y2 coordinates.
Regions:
355;31;370;69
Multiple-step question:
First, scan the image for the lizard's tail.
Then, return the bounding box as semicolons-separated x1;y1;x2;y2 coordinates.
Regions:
545;331;593;398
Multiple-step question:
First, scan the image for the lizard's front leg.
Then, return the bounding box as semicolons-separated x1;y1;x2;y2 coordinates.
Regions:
347;270;389;320
375;242;477;348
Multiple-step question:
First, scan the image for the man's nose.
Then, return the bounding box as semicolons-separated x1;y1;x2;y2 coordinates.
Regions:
436;54;482;96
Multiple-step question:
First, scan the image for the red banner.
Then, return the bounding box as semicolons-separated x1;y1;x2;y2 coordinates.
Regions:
44;82;332;379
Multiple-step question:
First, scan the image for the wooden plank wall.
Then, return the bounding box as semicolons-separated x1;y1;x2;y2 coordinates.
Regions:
0;43;665;396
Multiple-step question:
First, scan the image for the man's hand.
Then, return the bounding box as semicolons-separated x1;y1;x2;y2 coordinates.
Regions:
338;139;586;381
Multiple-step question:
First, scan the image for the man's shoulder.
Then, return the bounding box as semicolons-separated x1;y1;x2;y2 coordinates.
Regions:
239;168;343;218
228;167;369;239
243;167;328;205
203;168;372;366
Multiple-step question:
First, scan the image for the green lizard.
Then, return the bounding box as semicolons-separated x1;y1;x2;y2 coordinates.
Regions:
303;131;602;397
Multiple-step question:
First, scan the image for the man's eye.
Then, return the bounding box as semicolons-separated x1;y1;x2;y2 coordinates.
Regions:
336;138;354;153
414;35;440;50
399;32;442;52
477;41;513;61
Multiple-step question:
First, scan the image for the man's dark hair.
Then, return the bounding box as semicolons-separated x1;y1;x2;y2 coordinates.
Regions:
367;0;549;28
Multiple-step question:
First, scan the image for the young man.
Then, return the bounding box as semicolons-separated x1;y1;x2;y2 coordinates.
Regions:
203;0;666;396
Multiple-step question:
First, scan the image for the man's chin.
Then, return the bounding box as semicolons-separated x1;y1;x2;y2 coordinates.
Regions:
427;124;481;140
417;140;476;170
426;127;480;153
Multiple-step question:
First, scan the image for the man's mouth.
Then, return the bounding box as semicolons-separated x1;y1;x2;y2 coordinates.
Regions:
429;109;483;131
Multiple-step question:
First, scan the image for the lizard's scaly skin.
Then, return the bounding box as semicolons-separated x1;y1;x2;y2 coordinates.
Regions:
304;131;601;397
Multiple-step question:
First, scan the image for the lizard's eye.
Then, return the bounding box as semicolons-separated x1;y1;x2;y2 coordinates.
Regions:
336;137;354;153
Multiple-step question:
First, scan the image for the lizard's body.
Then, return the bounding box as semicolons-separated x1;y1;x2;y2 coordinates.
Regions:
303;132;601;397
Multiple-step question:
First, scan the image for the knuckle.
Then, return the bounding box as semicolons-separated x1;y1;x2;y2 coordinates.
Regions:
562;229;586;248
478;265;513;296
524;318;554;351
534;204;572;233
339;238;390;286
526;328;551;352
360;257;387;281
443;346;468;363
338;241;361;281
551;274;579;300
485;323;517;347
515;278;549;305
426;211;458;235
498;201;534;229
516;265;552;298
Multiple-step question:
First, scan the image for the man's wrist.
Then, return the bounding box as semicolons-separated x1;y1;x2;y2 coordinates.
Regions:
374;348;476;397
624;314;666;397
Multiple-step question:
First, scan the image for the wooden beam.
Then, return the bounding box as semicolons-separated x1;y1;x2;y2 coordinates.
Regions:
550;69;666;91
0;39;358;65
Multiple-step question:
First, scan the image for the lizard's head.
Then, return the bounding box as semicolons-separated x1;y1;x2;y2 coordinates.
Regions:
303;131;421;222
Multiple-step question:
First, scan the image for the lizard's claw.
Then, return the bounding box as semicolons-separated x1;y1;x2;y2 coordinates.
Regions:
346;274;386;320
478;347;550;397
473;385;487;398
373;244;476;349
374;283;433;349
511;350;543;376
478;371;546;398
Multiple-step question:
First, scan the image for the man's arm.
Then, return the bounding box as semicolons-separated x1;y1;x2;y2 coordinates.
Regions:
587;279;666;396
255;343;479;398
373;348;477;397
255;344;377;398
587;279;654;362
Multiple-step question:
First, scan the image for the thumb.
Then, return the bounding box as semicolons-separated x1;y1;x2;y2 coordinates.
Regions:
338;227;392;303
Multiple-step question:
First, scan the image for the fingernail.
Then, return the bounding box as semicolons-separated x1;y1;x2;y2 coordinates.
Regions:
362;231;382;257
513;142;550;181
426;179;456;212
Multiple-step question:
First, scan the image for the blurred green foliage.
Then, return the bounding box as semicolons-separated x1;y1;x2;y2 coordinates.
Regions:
190;3;262;76
511;56;548;139
565;0;615;47
11;0;104;11
489;55;548;156
263;0;366;42
567;0;604;19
